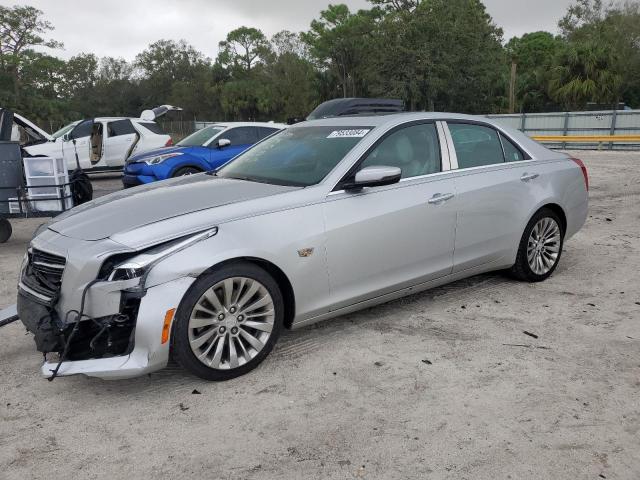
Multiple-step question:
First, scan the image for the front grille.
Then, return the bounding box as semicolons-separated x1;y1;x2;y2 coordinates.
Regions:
20;248;66;305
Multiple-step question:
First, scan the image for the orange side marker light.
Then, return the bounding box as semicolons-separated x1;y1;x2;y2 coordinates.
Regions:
161;308;176;344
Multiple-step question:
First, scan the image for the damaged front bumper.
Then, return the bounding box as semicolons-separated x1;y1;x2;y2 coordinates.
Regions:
19;276;195;380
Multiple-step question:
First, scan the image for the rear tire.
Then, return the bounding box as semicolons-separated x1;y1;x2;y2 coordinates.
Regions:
0;218;12;243
172;262;284;381
172;167;201;177
510;208;564;282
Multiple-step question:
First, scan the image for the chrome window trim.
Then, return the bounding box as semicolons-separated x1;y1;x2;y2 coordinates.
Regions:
435;121;452;171
440;157;562;180
442;120;535;167
32;261;65;270
327;169;455;197
497;129;508;162
441;122;459;170
330;120;445;193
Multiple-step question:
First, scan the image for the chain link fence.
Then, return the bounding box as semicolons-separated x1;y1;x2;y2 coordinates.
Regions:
157;120;198;142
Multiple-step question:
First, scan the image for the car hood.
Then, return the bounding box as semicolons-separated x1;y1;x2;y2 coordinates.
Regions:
14;112;54;143
47;174;299;242
129;145;186;162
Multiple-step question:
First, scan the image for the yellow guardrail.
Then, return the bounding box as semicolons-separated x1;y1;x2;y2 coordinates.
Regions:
532;135;640;143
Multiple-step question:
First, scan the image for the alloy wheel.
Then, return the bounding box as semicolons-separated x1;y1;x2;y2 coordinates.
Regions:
187;277;275;370
526;217;561;275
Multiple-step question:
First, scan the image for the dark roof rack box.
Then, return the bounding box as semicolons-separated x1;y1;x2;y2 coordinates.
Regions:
306;98;405;121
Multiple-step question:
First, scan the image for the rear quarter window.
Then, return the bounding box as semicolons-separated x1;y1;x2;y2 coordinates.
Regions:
137;122;166;135
500;133;528;162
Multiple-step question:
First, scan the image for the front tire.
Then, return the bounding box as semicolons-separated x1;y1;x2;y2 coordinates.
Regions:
172;262;284;381
510;208;564;282
172;167;201;177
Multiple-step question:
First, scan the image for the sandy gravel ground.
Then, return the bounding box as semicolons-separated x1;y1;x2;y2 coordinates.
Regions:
0;153;638;479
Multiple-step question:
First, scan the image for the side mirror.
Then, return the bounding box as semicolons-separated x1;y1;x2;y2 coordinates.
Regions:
343;166;402;190
62;133;71;142
217;138;231;148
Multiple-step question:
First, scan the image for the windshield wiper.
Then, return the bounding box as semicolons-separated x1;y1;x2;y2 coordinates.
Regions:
218;174;306;187
223;174;263;183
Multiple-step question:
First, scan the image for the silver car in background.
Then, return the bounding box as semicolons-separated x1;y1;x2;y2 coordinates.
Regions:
16;113;589;381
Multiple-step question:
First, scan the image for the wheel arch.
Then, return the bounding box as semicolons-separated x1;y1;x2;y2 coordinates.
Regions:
536;202;567;235
170;163;205;177
199;257;296;329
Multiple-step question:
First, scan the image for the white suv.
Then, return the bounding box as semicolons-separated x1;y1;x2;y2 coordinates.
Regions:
14;105;181;172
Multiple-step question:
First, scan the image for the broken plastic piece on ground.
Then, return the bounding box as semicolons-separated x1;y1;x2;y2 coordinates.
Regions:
0;304;19;327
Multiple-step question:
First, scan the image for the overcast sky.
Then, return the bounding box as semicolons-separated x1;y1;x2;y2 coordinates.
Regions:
1;0;574;60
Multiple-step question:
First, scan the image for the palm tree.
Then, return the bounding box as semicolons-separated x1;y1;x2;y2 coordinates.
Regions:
549;41;622;109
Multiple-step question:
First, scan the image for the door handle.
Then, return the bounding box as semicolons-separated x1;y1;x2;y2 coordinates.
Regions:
428;193;455;204
521;173;539;182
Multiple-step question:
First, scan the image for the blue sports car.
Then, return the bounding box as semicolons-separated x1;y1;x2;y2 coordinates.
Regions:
122;122;285;187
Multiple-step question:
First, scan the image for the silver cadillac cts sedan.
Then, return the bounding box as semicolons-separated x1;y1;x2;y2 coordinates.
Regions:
16;113;589;381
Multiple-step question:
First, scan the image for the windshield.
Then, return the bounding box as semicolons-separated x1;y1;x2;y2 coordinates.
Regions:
52;122;79;139
217;125;372;187
177;125;225;147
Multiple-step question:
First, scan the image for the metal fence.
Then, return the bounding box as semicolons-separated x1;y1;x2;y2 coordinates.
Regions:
486;109;640;150
164;110;640;150
157;120;198;142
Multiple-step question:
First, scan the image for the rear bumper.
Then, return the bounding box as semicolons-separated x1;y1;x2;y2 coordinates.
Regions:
19;276;195;380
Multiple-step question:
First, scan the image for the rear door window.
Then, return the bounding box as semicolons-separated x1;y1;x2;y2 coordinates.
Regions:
222;127;258;146
449;123;504;169
107;119;136;137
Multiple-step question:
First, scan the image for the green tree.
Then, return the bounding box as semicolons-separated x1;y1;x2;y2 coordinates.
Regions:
264;31;317;119
217;27;270;75
302;5;379;98
0;4;64;121
136;39;210;103
368;0;505;113
506;32;565;111
549;41;622;109
558;0;640;108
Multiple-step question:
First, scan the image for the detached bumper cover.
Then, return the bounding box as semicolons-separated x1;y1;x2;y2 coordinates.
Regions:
17;292;65;352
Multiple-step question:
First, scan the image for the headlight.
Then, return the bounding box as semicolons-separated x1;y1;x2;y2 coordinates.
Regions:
144;152;183;165
107;227;218;282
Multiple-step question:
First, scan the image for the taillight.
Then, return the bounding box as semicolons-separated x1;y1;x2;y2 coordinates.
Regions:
571;157;589;192
165;138;173;147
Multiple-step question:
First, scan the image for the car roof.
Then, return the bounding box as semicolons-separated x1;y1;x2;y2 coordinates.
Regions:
297;112;554;159
298;112;500;128
213;122;287;129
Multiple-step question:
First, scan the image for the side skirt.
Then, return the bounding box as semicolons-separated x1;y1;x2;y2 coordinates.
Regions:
291;259;509;330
